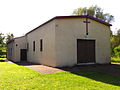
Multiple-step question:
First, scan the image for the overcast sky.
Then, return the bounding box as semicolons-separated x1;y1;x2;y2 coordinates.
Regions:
0;0;119;37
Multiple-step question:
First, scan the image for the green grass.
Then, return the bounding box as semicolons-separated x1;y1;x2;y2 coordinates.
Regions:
113;66;120;69
0;62;120;90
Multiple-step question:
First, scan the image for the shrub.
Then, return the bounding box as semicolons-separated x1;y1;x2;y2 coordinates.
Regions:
113;45;120;57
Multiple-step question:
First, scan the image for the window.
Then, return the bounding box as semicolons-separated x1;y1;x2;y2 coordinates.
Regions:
33;41;35;51
40;39;43;51
27;43;29;51
16;44;18;46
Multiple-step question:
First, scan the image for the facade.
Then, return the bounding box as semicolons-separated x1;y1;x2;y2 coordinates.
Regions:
7;36;27;62
7;15;112;67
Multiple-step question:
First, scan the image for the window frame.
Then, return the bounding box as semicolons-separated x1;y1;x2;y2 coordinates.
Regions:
40;39;43;52
33;41;35;52
27;43;29;51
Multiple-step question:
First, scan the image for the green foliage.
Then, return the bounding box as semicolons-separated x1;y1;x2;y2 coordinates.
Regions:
0;47;6;58
0;58;3;60
73;5;114;23
111;29;120;57
113;46;120;57
111;35;120;48
0;33;5;48
0;62;120;89
6;33;14;43
0;32;14;58
0;55;6;58
111;57;120;62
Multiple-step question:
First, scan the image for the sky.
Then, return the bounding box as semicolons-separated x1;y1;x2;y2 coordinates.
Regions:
0;0;119;37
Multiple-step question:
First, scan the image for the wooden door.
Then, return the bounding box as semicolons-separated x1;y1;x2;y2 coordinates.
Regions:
77;39;95;63
20;49;27;61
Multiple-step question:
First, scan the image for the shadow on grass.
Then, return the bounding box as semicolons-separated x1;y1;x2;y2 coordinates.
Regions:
14;61;120;87
58;64;120;87
71;70;120;86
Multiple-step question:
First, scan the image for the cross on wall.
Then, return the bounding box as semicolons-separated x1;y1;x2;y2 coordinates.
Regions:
83;18;90;35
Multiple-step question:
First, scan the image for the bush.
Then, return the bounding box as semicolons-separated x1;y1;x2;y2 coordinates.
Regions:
0;55;6;58
113;45;120;57
111;57;120;62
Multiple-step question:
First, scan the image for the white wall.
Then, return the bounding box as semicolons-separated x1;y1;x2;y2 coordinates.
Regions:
7;17;111;67
7;41;15;61
7;36;27;62
55;18;110;67
13;36;27;62
26;20;56;67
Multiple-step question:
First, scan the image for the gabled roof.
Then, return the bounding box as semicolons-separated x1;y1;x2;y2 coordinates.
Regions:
25;15;112;35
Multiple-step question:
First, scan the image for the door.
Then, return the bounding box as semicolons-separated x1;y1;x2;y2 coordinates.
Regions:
77;39;95;63
20;49;27;61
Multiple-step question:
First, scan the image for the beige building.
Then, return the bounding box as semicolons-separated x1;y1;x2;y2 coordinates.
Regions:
7;36;27;62
7;15;112;67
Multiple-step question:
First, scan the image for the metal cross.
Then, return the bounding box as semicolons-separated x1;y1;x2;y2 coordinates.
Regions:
83;18;90;35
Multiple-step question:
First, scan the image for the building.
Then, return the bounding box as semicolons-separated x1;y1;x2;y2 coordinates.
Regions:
7;15;112;67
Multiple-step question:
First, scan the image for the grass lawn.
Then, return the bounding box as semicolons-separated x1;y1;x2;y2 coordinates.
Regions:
0;62;120;90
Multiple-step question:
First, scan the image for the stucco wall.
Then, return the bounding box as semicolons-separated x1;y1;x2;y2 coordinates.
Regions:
13;36;27;62
26;20;56;67
7;41;15;61
7;36;27;62
55;18;110;67
7;17;111;67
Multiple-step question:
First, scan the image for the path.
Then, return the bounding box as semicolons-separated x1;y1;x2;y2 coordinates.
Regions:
25;65;65;74
8;61;120;76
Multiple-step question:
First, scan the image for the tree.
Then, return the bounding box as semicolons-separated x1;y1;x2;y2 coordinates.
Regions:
111;35;120;48
0;33;5;47
6;33;14;42
111;29;120;56
113;45;120;57
116;29;120;45
72;5;114;23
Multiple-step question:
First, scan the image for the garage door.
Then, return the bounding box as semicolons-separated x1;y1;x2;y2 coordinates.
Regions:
77;39;95;63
